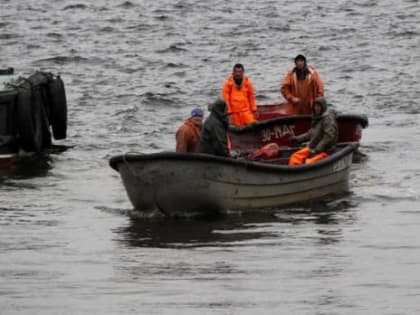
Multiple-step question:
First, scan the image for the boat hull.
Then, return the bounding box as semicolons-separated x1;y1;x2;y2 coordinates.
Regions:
110;143;358;216
229;112;368;151
0;154;17;170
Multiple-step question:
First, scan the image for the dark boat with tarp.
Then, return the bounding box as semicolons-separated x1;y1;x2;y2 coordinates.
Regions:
0;66;68;169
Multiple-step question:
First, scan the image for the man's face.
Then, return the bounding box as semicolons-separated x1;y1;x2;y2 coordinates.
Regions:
313;103;322;115
295;59;305;70
233;67;244;81
191;116;203;126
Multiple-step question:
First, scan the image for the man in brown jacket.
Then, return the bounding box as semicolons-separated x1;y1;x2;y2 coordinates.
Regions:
280;54;324;115
288;97;337;165
175;107;204;153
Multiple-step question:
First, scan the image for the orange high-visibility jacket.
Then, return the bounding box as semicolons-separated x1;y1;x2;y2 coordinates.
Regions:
222;75;257;125
280;66;324;115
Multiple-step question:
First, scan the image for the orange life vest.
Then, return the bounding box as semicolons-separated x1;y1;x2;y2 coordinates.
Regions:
288;147;329;165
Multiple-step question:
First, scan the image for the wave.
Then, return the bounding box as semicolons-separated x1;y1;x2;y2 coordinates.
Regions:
156;44;188;54
62;4;88;10
140;92;178;107
116;1;136;9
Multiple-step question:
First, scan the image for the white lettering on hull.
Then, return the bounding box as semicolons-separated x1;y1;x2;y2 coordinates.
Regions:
261;125;296;142
332;155;351;172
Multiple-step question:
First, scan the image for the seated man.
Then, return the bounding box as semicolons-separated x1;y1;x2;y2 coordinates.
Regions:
175;107;204;153
288;97;337;165
199;99;231;157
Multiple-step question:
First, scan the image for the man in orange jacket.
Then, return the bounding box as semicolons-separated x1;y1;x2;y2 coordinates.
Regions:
280;54;324;115
222;64;257;126
175;107;204;153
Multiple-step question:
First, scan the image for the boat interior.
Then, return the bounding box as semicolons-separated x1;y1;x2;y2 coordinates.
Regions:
239;144;348;165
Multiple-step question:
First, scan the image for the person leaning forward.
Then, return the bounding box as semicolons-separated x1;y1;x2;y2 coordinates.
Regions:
280;54;324;115
288;97;337;165
175;107;204;153
222;63;257;126
199;99;231;157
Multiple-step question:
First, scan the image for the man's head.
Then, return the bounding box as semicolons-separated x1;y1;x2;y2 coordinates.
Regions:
209;98;227;116
191;107;203;118
313;97;327;115
294;54;307;70
210;99;229;127
190;107;204;124
232;63;245;83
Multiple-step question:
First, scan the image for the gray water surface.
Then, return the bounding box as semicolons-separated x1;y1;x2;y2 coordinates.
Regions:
1;0;420;314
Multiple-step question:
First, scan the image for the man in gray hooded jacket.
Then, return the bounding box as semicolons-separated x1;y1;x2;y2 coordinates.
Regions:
199;99;231;157
288;97;337;165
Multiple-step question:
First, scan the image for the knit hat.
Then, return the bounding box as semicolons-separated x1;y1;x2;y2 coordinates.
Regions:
191;107;204;117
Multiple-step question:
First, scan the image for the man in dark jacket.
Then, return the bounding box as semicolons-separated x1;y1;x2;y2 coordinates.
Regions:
199;99;230;157
288;97;337;165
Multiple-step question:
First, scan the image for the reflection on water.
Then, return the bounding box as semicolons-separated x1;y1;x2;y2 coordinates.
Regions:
275;193;358;224
13;154;52;178
115;213;276;248
115;194;356;248
0;145;71;181
0;154;51;183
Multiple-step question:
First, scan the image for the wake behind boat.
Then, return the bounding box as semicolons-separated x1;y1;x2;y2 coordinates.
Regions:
109;142;358;217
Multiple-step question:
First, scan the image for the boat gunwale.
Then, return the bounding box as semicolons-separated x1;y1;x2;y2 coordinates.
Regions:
228;113;368;133
109;142;358;173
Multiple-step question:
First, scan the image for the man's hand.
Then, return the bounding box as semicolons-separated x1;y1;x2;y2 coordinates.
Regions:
289;136;300;146
307;149;319;159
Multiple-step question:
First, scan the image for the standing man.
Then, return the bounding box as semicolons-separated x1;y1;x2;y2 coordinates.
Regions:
175;107;204;153
280;54;325;115
222;63;257;126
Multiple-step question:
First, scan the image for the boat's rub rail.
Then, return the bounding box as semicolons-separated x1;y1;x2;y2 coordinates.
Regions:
228;114;368;133
109;142;359;173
